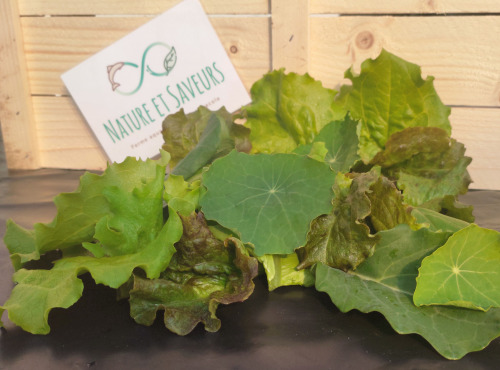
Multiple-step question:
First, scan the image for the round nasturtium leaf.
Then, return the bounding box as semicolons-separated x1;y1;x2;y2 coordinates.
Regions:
414;224;500;311
200;151;336;256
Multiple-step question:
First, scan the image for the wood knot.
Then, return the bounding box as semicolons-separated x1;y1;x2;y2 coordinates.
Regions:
355;31;374;50
230;45;238;54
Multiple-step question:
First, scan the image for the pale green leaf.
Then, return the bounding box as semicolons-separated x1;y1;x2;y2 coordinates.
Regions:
4;152;171;268
337;49;451;163
244;69;345;154
414;224;500;311
0;209;183;334
260;253;314;291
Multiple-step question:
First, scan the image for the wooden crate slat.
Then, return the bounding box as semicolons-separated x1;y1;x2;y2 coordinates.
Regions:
309;16;500;107
3;0;500;191
21;16;270;96
311;0;500;14
451;107;500;190
18;0;269;16
0;0;40;169
271;0;309;73
33;95;500;189
33;96;108;170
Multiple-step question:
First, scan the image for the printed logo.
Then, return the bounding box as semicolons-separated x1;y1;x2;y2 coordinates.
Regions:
106;42;177;95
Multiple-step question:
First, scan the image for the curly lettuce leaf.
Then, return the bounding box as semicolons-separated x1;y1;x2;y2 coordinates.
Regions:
315;225;500;360
414;224;500;311
4;151;171;270
200;151;336;256
128;212;258;335
1;209;182;334
164;174;203;216
244;69;345;154
1;152;184;334
337;49;451;163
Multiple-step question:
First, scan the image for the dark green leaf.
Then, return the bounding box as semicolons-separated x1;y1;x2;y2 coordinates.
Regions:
315;225;500;360
294;114;360;172
200;151;336;256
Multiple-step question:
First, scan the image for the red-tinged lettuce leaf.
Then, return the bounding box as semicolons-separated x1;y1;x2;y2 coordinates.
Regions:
3;151;171;270
293;114;361;173
162;106;250;180
371;127;472;206
200;151;336;256
337;49;451;163
315;224;500;360
0;209;183;334
244;69;346;154
365;172;419;232
128;212;259;335
297;172;376;271
370;126;450;167
414;224;500;311
394;140;471;206
297;170;416;271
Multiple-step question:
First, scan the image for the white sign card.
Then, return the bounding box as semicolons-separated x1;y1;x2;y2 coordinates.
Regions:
62;0;251;163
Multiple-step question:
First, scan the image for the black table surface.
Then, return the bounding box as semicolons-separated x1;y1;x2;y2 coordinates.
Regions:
1;169;500;369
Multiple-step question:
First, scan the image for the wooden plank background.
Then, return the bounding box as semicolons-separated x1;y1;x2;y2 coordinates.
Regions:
0;0;499;190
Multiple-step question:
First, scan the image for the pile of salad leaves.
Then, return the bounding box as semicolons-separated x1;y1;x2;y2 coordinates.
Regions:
2;49;500;360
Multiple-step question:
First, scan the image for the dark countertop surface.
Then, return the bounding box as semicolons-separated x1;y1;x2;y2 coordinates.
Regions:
1;169;500;369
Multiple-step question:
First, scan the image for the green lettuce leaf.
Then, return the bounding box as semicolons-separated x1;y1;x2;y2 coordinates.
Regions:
164;174;204;216
293;114;360;172
1;209;183;334
371;126;472;206
337;49;451;163
418;195;475;223
260;253;315;291
4;151;171;270
1;152;184;334
162;106;251;180
244;69;345;154
128;212;258;335
200;151;336;256
414;224;500;311
412;207;470;234
315;225;500;360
